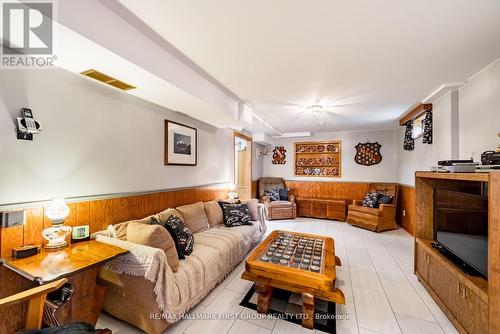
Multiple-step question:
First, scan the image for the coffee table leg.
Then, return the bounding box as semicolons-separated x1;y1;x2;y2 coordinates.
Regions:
256;284;273;314
302;292;315;329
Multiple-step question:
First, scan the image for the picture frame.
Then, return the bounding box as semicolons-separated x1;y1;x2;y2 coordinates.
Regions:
165;120;198;166
71;225;90;243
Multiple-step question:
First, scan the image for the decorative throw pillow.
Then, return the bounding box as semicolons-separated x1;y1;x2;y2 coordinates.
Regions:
151;216;184;259
156;208;184;224
152;215;194;256
241;199;259;221
219;203;252;227
264;188;280;201
279;188;289;201
377;194;393;207
126;222;180;272
362;192;381;208
176;202;209;233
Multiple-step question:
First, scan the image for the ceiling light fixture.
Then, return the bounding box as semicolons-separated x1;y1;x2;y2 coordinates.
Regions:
307;105;324;115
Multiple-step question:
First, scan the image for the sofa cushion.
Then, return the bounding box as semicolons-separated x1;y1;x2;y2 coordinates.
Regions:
176;202;209;233
151;216;184;260
377;194;393;206
349;204;382;216
269;200;293;207
203;201;224;227
219;203;252;227
164;215;194;256
241;199;259;221
279;188;289;201
126;222;179;272
264;188;281;201
157;208;184;224
362;192;381;208
114;216;152;240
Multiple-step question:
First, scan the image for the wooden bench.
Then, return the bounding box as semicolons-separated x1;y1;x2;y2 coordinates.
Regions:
295;198;348;221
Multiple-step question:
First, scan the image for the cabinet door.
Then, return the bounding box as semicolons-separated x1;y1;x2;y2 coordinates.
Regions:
429;257;488;334
453;282;488;334
312;202;327;218
415;244;429;282
297;201;312;217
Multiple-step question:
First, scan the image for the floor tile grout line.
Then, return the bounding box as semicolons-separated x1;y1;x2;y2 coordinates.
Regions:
355;226;403;334
374;230;452;334
340;222;361;334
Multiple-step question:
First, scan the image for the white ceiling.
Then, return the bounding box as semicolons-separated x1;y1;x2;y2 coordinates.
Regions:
118;0;500;133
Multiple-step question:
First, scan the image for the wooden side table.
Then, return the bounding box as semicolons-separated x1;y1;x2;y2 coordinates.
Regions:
1;240;127;328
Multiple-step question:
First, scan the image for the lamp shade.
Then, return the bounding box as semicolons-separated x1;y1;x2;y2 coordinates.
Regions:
45;199;70;223
228;183;237;191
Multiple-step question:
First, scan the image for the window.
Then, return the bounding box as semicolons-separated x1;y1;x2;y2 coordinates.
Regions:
412;113;426;139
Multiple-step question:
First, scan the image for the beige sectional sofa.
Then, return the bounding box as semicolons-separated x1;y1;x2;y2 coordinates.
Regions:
96;199;266;334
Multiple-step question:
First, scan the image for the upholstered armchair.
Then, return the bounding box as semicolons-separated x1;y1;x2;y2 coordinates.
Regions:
347;183;399;232
258;177;297;220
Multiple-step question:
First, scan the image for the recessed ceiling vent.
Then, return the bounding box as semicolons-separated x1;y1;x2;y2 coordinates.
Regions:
80;69;136;91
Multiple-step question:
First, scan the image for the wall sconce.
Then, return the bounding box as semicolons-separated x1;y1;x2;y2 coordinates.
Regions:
43;199;72;249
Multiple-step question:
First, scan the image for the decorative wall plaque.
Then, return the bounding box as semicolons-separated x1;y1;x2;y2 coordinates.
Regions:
272;146;287;164
294;141;341;177
354;142;382;166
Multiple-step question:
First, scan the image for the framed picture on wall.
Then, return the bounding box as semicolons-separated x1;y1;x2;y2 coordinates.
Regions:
165;120;197;166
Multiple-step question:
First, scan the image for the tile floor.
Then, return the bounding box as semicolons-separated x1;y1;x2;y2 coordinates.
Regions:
97;218;459;334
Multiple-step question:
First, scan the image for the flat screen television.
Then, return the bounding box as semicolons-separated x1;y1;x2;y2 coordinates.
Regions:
434;188;488;278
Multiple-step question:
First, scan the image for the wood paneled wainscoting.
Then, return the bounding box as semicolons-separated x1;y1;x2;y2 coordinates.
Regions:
284;180;371;203
254;179;416;235
397;184;416;236
0;183;229;258
0;183;229;333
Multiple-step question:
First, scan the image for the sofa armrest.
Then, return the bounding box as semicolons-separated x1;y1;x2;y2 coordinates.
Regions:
353;200;363;206
95;235;173;273
257;203;268;232
289;194;296;202
379;204;397;219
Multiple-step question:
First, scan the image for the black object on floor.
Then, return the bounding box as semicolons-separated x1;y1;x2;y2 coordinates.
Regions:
239;284;337;333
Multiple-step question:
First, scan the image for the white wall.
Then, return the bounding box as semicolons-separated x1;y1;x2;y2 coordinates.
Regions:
459;58;500;161
0;68;233;205
397;91;457;186
263;129;399;183
252;143;264;180
397;58;500;186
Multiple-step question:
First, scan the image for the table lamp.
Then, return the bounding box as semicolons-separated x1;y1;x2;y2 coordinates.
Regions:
228;183;239;199
43;199;72;249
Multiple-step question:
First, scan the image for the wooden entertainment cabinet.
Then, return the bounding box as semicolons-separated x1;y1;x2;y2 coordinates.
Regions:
415;172;500;334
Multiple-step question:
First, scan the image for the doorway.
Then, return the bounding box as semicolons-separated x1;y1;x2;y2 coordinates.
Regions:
234;132;252;200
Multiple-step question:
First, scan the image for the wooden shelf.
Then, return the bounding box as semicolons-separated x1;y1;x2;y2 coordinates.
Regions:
296;152;340;155
294;141;342;178
415;172;500;333
296;165;339;168
415;171;490;182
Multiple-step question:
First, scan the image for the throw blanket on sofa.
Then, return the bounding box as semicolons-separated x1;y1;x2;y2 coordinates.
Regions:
95;235;173;313
96;221;262;322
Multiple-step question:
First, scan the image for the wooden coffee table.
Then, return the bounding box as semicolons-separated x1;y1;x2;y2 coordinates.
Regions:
241;230;345;329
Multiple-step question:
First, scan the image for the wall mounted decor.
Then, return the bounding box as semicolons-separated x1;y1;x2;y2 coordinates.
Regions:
354;142;382;166
165;120;197;165
272;146;287;164
294;141;341;177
